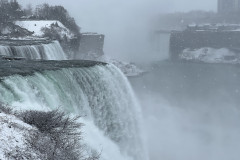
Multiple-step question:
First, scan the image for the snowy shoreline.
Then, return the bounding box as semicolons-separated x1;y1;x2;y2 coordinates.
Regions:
179;47;240;64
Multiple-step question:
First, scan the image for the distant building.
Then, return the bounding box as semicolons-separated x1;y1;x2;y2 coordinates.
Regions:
218;0;240;14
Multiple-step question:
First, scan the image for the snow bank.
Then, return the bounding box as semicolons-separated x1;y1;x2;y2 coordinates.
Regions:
180;48;239;64
14;20;74;38
0;113;42;160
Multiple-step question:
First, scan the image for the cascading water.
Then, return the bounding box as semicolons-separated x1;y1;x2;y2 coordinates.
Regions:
151;32;170;60
0;41;68;60
0;63;148;160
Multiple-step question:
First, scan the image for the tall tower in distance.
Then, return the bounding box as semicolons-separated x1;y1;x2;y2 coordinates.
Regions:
218;0;240;14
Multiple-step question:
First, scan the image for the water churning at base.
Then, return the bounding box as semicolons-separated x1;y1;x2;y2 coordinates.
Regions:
0;64;148;160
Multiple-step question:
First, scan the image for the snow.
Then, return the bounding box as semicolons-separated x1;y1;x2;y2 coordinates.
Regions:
107;59;145;77
180;48;239;64
14;20;74;38
0;112;42;160
77;53;145;76
0;36;48;41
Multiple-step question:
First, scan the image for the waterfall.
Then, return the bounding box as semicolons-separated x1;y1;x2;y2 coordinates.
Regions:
0;41;68;60
0;64;148;160
152;32;170;60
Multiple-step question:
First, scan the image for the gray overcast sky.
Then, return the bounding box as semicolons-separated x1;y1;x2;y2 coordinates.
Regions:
21;0;217;31
20;0;217;61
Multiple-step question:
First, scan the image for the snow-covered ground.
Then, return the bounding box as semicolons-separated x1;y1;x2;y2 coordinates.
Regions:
180;48;240;64
0;112;42;160
14;20;74;38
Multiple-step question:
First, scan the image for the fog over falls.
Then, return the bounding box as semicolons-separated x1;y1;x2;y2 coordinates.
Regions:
20;0;216;62
130;62;240;160
2;0;240;160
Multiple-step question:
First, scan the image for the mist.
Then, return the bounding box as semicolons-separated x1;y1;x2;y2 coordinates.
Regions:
20;0;216;62
130;62;240;160
16;0;240;160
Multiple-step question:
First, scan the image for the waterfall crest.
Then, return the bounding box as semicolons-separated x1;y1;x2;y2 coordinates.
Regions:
0;41;67;60
0;64;148;160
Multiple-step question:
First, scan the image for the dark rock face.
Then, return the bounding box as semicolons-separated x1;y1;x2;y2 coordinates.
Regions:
0;60;106;77
169;30;240;60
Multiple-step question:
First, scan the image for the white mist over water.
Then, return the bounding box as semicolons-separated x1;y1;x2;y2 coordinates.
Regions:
0;64;148;160
130;63;240;160
140;93;240;160
0;41;67;60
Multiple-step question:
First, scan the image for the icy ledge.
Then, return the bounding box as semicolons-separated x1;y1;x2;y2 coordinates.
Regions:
180;48;240;64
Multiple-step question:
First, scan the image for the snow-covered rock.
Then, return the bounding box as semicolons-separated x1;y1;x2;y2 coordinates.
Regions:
180;48;239;64
0;112;43;160
14;20;74;38
77;53;145;76
108;59;145;77
0;23;33;37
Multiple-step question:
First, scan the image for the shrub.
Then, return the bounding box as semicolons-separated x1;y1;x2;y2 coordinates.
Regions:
0;103;13;115
18;109;99;160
